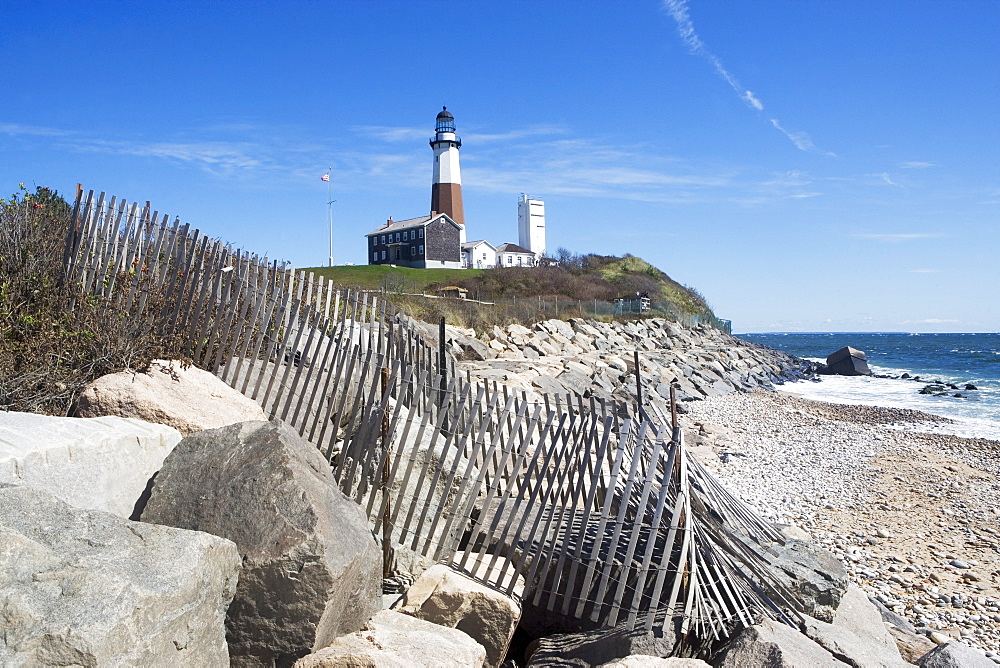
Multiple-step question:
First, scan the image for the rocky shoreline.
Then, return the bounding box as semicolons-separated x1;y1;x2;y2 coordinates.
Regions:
440;317;815;408
683;390;1000;659
4;314;999;666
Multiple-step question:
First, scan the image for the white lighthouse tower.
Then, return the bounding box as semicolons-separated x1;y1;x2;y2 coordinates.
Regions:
430;107;465;229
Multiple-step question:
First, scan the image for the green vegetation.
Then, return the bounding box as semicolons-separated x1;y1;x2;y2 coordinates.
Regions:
304;249;719;331
0;184;184;414
308;264;483;292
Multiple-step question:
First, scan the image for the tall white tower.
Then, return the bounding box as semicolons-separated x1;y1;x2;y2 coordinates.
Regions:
517;194;546;259
430;107;465;227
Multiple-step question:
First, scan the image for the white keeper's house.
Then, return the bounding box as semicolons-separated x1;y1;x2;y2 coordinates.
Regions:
496;242;536;267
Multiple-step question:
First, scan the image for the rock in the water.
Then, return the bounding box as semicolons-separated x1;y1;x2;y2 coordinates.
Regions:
293;610;487;668
716;619;850;667
916;640;995;667
140;420;381;667
803;585;909;667
821;347;872;377
398;562;522;668
0;411;180;518
0;485;240;667
76;359;266;435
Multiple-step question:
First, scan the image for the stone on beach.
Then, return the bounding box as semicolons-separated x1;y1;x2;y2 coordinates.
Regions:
917;640;996;667
0;411;180;518
397;562;523;668
802;585;910;667
75;359;267;435
293;610;487;668
716;618;851;667
140;420;381;667
0;485;240;667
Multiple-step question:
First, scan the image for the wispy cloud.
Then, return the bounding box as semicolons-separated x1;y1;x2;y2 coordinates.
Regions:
900;161;933;169
901;318;960;324
910;268;941;273
853;233;941;242
463;137;734;203
0;122;74;137
879;172;907;191
351;126;427;142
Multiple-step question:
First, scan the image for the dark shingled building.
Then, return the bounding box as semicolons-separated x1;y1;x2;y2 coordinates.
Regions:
366;213;463;269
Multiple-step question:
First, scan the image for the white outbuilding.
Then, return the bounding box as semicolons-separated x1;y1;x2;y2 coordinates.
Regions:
461;240;497;269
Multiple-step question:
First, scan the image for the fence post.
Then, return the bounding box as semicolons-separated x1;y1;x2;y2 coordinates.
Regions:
634;350;642;412
438;316;447;420
380;366;392;578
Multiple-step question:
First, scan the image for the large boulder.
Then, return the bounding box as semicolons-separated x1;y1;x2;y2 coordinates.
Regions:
140;420;381;667
293;610;487;668
75;359;267;435
0;485;240;667
917;640;995;667
746;537;849;623
0;411;180;518
715;619;851;667
803;585;909;667
397;561;523;668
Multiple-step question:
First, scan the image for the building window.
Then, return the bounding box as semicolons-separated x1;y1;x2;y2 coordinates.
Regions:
403;231;408;241
418;229;424;238
394;233;399;242
482;252;487;259
372;237;377;247
419;245;424;255
381;235;386;244
372;252;377;262
411;246;415;256
517;256;522;266
381;250;386;260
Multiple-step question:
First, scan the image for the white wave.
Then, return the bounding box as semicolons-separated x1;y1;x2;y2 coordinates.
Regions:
782;373;1000;441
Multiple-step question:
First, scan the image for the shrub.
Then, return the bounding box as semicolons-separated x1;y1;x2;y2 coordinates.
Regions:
0;185;184;414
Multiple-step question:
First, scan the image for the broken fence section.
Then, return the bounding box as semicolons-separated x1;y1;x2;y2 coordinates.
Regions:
63;188;803;649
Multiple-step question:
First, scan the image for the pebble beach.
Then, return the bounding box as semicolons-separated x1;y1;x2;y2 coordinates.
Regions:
683;389;1000;659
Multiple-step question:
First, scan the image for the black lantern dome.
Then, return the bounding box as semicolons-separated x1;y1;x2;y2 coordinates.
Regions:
435;106;456;133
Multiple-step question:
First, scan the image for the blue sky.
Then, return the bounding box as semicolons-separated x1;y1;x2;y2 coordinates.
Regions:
3;1;997;332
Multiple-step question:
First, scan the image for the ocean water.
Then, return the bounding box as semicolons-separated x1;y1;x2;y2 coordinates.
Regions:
737;332;1000;441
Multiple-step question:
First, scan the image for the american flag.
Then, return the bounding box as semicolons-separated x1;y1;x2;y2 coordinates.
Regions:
321;173;330;182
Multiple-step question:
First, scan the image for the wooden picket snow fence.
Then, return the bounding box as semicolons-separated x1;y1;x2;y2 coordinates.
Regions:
63;188;803;650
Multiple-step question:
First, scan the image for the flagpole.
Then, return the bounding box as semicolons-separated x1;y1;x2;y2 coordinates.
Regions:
326;167;334;267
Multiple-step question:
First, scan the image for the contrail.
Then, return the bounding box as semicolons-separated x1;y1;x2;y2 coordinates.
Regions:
663;0;833;155
662;0;762;111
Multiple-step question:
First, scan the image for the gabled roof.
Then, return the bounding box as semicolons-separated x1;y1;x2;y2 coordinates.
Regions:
366;212;459;236
496;242;532;254
461;240;496;251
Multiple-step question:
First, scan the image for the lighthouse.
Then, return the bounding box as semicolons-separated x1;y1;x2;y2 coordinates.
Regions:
430;107;465;227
